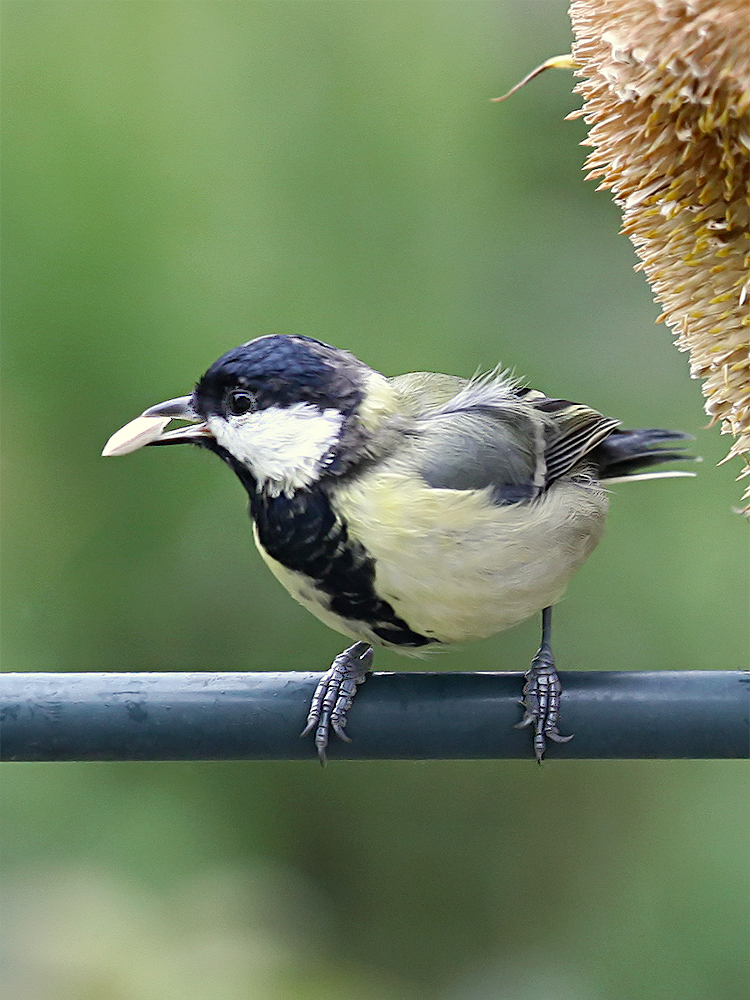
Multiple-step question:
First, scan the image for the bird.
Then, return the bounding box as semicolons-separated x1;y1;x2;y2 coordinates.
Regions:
102;334;693;761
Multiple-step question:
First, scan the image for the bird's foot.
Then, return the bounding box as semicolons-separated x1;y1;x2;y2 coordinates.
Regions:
515;646;573;763
301;641;373;763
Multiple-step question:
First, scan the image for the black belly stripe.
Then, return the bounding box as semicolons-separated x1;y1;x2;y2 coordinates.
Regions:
249;486;432;648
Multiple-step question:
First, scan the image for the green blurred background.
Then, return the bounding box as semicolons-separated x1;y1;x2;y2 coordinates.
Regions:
2;3;748;998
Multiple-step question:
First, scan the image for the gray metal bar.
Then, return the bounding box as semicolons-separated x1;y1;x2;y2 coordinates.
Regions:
1;671;748;761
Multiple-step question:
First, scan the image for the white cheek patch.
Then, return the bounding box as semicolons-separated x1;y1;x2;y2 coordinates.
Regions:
208;402;344;494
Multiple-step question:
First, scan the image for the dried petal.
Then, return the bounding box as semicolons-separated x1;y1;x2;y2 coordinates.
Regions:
570;0;750;508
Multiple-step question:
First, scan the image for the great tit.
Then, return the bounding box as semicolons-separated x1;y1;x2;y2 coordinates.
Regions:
103;334;693;761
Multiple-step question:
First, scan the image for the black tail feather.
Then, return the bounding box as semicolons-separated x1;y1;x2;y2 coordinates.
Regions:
592;428;695;479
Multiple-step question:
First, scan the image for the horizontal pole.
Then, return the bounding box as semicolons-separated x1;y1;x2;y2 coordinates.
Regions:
1;671;748;761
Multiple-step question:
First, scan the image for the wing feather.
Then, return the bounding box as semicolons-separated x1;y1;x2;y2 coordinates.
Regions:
403;372;618;501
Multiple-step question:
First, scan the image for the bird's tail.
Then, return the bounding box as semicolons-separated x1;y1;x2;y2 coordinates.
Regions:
593;428;697;484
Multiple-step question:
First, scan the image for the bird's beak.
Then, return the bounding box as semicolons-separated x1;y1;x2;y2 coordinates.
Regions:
101;395;214;457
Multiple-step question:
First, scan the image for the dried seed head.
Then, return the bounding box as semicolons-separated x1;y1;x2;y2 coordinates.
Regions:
569;0;750;508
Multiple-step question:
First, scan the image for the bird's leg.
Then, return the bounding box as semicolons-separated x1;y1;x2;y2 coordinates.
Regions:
301;641;373;763
515;606;573;762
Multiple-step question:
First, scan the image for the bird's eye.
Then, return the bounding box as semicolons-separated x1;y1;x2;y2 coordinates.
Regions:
226;390;256;416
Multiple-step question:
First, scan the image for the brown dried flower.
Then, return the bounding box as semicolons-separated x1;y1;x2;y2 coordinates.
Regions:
569;0;750;508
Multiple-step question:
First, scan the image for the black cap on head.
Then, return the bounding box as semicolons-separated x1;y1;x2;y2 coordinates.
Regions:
193;335;366;417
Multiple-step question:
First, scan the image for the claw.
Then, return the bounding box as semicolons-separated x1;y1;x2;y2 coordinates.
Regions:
515;608;572;762
301;641;373;762
515;662;572;761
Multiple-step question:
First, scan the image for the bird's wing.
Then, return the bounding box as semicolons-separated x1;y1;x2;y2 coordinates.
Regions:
532;396;620;484
407;373;618;502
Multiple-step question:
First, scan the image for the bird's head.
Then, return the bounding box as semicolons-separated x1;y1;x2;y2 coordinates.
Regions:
102;335;396;496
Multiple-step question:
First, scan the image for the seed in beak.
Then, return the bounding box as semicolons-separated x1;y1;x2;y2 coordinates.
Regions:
102;414;172;457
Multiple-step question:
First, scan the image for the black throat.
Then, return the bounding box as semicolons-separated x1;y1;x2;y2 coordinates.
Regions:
213;443;431;648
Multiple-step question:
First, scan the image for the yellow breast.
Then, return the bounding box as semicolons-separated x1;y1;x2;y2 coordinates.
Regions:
252;470;607;649
332;470;608;644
